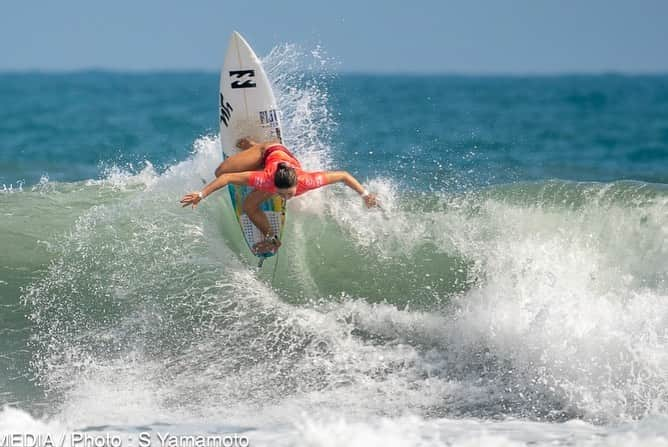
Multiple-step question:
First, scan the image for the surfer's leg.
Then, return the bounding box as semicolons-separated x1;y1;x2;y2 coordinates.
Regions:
214;143;265;177
242;190;277;236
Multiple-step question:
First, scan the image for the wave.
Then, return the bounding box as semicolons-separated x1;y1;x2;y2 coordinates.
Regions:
3;139;664;427
3;44;667;431
7;159;667;306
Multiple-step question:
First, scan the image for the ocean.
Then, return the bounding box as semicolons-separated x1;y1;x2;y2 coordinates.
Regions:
1;45;668;446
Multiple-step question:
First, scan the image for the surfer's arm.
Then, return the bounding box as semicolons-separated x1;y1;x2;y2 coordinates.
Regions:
202;172;250;196
180;172;251;208
324;171;377;207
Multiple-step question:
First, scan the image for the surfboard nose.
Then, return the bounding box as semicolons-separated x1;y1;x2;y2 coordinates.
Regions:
231;31;251;49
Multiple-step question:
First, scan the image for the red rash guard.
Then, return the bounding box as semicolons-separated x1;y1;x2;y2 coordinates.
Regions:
248;145;328;196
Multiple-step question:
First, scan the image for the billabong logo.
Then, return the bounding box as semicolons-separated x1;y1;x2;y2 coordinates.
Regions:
259;109;278;125
230;69;256;89
220;93;233;127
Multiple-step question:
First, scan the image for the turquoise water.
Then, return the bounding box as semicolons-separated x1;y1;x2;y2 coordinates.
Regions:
3;73;667;187
1;47;668;446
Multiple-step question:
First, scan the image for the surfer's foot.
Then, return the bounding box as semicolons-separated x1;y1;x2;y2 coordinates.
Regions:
236;137;255;150
252;239;280;255
252;243;272;255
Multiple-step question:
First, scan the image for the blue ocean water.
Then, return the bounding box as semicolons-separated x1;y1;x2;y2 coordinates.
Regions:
1;47;668;446
3;72;667;187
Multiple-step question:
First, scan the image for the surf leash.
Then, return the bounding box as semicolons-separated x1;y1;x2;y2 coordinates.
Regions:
268;197;287;284
270;197;286;284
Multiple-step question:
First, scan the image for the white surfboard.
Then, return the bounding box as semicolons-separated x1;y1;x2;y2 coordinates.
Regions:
219;31;285;261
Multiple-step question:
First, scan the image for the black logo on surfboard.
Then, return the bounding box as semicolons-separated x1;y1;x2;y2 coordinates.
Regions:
259;109;278;125
230;70;256;89
220;93;233;127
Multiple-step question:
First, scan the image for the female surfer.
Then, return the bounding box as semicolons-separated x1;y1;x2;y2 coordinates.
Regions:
180;138;377;253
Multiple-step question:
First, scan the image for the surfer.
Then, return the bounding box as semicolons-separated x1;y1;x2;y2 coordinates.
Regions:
180;138;377;252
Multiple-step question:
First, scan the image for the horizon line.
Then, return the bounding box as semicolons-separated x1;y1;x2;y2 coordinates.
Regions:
1;67;668;77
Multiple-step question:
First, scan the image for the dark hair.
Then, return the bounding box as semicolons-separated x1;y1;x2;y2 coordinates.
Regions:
274;162;297;188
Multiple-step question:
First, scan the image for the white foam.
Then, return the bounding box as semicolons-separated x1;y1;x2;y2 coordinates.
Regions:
254;414;668;447
0;407;66;436
1;180;24;193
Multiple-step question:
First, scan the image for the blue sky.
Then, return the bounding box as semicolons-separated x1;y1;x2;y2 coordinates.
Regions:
1;0;667;73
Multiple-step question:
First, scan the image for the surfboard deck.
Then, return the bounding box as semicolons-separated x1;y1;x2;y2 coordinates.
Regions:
219;31;285;260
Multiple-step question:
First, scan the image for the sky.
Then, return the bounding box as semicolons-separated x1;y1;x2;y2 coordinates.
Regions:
1;0;667;73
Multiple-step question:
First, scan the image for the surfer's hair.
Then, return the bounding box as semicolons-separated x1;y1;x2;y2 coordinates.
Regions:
274;162;297;188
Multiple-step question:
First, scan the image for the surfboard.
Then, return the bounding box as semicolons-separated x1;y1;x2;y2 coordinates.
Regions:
219;31;285;262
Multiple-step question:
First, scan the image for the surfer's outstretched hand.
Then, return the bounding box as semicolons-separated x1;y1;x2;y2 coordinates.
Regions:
180;192;202;209
363;193;378;208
